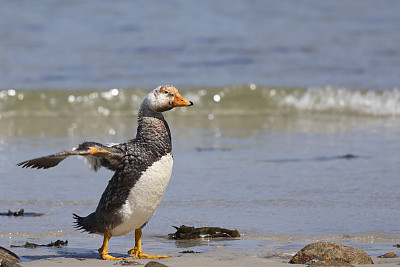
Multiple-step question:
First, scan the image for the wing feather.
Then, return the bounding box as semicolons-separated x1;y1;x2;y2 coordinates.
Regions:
17;142;126;171
17;150;84;169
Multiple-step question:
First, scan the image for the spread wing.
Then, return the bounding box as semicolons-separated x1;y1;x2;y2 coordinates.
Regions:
17;142;126;172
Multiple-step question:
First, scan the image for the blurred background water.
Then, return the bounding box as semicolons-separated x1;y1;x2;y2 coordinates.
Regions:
1;0;400;261
1;0;400;90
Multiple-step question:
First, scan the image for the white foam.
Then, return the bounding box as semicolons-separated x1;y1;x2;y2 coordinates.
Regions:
279;86;400;116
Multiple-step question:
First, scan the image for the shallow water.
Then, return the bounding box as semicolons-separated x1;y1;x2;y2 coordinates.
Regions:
1;86;400;260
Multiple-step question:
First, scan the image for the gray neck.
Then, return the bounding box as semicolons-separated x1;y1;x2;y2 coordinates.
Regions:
134;105;172;154
138;104;165;121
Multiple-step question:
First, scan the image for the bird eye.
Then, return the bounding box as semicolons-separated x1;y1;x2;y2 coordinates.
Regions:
164;90;169;94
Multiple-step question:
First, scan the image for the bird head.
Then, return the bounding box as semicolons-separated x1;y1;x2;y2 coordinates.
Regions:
144;85;193;112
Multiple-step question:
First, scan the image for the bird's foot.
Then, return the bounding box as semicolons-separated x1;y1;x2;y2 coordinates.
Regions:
133;253;171;259
101;253;125;260
127;248;170;259
98;247;130;260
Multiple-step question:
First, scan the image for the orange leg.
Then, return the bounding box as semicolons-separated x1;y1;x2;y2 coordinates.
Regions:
127;228;170;259
98;230;126;260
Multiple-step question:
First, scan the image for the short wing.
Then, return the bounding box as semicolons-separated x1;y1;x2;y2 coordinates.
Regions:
17;141;126;171
17;150;79;169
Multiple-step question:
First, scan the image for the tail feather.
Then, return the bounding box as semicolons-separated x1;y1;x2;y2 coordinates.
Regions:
73;213;97;234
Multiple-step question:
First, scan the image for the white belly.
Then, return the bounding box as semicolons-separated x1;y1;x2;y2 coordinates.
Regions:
110;153;173;236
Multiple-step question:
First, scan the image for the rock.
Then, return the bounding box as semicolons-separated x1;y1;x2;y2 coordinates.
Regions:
289;242;373;265
0;246;22;267
145;261;168;267
377;252;396;258
308;258;354;266
2;260;23;267
118;260;141;266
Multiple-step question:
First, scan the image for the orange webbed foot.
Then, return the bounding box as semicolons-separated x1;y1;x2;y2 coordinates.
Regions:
127;247;170;259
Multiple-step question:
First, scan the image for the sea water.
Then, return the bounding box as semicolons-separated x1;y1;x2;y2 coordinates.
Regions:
1;0;400;90
0;86;399;260
0;0;400;261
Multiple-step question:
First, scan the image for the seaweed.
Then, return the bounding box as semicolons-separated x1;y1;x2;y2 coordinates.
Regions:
0;209;45;217
169;225;240;239
179;250;201;253
10;240;68;248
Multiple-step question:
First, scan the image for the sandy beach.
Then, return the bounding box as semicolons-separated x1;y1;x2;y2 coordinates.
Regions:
19;248;399;267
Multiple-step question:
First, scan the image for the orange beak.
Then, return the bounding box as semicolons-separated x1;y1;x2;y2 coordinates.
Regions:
172;91;193;107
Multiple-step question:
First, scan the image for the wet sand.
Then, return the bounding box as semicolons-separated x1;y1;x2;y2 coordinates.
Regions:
20;248;399;267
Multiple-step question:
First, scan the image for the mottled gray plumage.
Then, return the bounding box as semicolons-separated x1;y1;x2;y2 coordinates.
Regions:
74;112;172;234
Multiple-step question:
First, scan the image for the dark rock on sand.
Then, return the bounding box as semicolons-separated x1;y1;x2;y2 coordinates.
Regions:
145;261;169;267
377;252;396;258
118;260;141;266
0;246;21;267
1;261;22;267
289;242;373;265
169;225;240;239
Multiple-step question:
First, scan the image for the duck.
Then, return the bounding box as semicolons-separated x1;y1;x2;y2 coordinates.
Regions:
17;85;193;260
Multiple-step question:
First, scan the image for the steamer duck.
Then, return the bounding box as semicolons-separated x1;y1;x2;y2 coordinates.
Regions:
18;85;193;260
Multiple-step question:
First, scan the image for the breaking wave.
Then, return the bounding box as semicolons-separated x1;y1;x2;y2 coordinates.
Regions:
0;85;399;118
